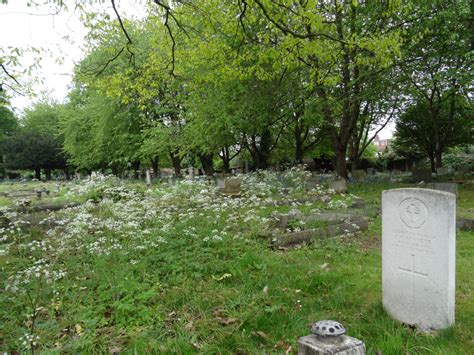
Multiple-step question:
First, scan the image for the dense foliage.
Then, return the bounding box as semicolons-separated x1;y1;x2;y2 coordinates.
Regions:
1;0;472;177
2;102;68;179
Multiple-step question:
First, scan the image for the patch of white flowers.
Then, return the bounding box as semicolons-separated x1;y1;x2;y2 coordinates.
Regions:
6;259;66;293
4;169;355;293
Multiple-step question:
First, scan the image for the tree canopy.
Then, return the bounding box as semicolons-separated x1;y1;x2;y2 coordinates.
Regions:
1;0;472;178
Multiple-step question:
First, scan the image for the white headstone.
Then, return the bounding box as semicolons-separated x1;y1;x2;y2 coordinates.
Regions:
382;188;456;330
188;166;194;178
146;169;152;187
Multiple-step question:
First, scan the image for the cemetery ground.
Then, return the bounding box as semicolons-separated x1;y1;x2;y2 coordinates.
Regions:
1;172;473;354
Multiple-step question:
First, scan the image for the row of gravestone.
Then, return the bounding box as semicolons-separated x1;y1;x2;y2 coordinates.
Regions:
1;185;60;199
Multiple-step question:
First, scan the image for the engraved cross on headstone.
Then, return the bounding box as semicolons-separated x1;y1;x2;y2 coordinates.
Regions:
398;253;428;305
406;203;420;223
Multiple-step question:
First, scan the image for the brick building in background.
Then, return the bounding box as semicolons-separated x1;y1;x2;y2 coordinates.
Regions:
374;135;391;153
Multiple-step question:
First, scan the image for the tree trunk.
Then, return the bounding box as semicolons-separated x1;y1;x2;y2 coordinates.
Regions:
151;157;160;178
170;152;182;177
199;153;214;176
435;151;443;169
350;158;358;174
34;167;41;180
44;168;52;181
221;147;231;173
335;148;348;179
428;153;436;173
294;137;304;164
63;168;70;180
132;161;140;179
248;130;271;170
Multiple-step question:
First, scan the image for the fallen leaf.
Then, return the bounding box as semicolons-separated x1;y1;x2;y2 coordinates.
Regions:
251;330;270;341
216;317;238;326
184;320;194;331
212;273;232;281
109;346;121;354
274;341;287;349
75;324;84;336
212;308;224;317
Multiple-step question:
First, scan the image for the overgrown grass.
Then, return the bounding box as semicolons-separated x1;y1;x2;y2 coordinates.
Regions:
1;175;473;353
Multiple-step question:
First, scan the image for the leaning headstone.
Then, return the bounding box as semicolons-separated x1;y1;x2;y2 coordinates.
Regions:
436;167;450;176
426;182;458;196
222;178;242;195
382;188;456;330
328;177;347;194
366;168;376;176
352;170;366;182
412;168;432;182
454;167;468;180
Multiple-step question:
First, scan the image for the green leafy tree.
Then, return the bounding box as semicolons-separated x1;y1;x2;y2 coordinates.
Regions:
398;0;472;170
394;97;473;172
3;101;68;179
0;92;18;177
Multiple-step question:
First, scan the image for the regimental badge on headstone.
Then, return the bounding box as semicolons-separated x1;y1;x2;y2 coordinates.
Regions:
382;188;456;331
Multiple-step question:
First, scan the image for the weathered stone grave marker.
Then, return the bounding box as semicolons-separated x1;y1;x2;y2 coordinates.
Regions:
352;170;366;182
412;168;432;182
426;182;458;196
219;177;242;196
146;169;152;187
436;167;450;176
367;168;376;176
328;177;347;194
382;188;455;330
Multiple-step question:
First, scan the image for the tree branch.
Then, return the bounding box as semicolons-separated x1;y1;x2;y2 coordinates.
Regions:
0;82;24;96
111;0;133;45
253;0;346;44
0;63;20;86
